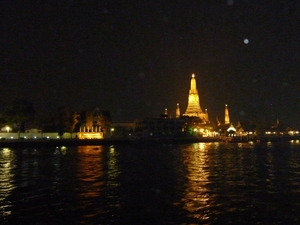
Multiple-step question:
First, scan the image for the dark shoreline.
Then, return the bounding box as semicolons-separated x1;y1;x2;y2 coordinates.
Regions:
0;136;299;148
0;139;132;148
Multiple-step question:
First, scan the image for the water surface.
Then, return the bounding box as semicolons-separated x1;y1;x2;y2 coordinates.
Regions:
1;141;300;224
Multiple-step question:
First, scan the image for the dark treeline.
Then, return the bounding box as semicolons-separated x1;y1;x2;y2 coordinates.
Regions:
0;98;111;138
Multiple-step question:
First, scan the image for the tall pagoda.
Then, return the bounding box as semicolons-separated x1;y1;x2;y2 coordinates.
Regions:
183;74;209;123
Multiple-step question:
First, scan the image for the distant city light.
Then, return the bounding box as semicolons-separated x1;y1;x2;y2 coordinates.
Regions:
244;39;249;44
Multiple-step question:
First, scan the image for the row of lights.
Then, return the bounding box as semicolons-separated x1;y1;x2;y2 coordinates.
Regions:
0;135;60;139
265;131;299;135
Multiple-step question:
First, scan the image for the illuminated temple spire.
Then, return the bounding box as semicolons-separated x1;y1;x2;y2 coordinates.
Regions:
183;74;208;122
225;104;230;124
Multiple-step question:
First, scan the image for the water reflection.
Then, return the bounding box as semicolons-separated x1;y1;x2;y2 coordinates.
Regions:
181;143;211;222
76;146;105;197
1;142;300;224
107;145;121;187
105;145;121;212
0;148;16;217
180;141;300;223
75;145;121;222
74;146;105;222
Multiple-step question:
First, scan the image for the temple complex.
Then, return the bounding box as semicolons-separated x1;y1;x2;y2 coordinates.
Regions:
182;74;209;124
133;74;217;138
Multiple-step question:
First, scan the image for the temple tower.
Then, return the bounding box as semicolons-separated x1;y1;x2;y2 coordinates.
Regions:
183;74;208;122
225;104;230;124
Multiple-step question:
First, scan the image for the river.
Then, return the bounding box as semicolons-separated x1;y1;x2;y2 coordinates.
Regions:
1;141;300;224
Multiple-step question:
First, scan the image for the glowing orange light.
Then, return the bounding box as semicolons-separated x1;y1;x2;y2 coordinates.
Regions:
77;132;104;139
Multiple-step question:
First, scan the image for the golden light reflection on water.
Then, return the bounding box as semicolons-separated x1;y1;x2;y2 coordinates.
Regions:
181;143;212;221
0;148;16;216
76;146;105;198
76;145;121;216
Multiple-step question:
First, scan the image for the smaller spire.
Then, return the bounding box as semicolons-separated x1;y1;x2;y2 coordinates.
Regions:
216;116;221;126
160;108;168;118
225;104;230;124
164;108;168;115
205;109;209;122
176;103;181;118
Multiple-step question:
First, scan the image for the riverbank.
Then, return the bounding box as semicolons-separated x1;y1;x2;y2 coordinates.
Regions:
0;135;299;148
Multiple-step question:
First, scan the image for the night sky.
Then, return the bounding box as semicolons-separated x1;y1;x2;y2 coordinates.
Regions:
2;1;300;125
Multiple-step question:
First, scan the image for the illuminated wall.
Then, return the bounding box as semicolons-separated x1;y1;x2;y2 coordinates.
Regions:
77;132;104;139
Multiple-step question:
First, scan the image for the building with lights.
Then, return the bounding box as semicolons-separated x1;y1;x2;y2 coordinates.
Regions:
76;106;111;139
108;123;134;139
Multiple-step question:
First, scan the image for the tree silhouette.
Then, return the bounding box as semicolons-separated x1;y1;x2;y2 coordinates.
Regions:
57;106;70;138
69;112;80;138
96;114;110;135
4;99;35;138
85;110;93;131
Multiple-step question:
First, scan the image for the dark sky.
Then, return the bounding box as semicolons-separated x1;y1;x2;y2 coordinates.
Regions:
2;1;300;125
